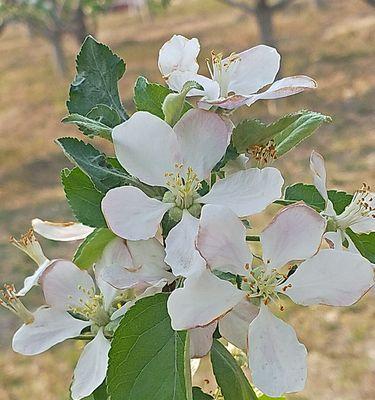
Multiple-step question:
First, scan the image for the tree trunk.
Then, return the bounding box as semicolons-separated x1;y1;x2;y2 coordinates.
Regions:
72;5;90;45
49;31;68;77
254;0;276;47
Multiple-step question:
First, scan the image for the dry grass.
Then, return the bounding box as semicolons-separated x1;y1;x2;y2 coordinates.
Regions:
0;0;374;399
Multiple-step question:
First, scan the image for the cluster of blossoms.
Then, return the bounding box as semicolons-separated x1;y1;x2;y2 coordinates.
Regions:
1;34;374;400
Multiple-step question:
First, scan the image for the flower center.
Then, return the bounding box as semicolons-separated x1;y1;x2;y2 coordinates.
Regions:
248;140;277;166
164;164;201;209
207;51;240;98
68;286;110;327
335;183;374;229
0;284;35;324
241;265;289;311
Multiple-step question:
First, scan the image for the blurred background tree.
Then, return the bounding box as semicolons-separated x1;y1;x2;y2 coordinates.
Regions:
0;0;113;75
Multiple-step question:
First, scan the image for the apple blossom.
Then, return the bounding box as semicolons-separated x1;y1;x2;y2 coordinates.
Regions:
32;218;94;241
101;109;284;244
310;150;375;251
158;34;317;110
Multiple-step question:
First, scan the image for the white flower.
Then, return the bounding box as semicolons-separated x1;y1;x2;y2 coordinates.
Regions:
32;218;94;241
227;204;373;397
158;34;317;110
310;151;375;251
10;229;52;296
101;109;284;243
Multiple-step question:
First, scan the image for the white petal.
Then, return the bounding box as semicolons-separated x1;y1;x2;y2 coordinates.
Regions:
309;150;328;201
167;71;220;99
198;94;249;111
324;231;343;249
102;186;172;240
32;218;94;241
94;238;130;309
167;269;244;330
12;307;90;355
219;299;259;351
227;45;280;95
197;204;252;275
198;167;284;217
158;35;200;77
350;216;375;234
248;304;307;397
71;329;110;400
222;154;250;176
41;260;96;311
246;75;317;106
165;211;206;278
192;355;218;396
261;203;326;271
281;249;374;306
189;321;217;358
112;111;180;186
175;109;231;180
17;259;52;296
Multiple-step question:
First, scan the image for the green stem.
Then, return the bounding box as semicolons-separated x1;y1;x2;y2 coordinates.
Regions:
72;333;113;341
184;331;193;400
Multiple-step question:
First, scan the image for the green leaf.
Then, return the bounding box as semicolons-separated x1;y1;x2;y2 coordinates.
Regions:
345;230;375;263
61;167;106;228
192;387;213;400
274;111;331;157
211;340;257;400
73;228;116;269
284;183;325;211
134;76;191;119
67;36;128;121
57;137;163;198
107;293;189;400
232;111;331;157
87;104;122;128
258;395;286;400
81;382;108;400
62;114;113;141
327;190;352;215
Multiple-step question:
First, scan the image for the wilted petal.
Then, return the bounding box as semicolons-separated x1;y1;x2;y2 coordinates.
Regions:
12;307;90;355
192;355;218;396
71;329;110;400
32;218;94;241
175;109;231;180
41;260;95;311
248;304;307;397
280;249;374;306
228;45;280;95
197;205;252;275
198;94;249;110
261;203;326;271
112;111;180;187
246;75;317;106
158;34;200;77
165;211;206;278
219;299;259;351
189;321;218;358
167;269;244;330
102;186;173;240
17;259;52;296
198;168;284;217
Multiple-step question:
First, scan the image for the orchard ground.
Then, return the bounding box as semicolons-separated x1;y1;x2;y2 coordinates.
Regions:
0;0;374;399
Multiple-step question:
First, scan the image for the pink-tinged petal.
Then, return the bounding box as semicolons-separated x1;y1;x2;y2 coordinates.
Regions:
175;109;232;180
219;299;259;351
32;218;94;241
102;186;173;240
12;307;90;355
167;71;220;99
41;260;95;311
189;321;218;358
324;231;343;249
227;45;280;95
167;269;244;330
198;167;284;217
192;355;218;396
165;211;206;277
71;329;110;400
280;249;374;306
261;203;326;271
246;75;317;106
197;205;252;275
112;111;180;187
17;259;52;296
94;238;130;310
198;94;249;110
158;35;200;78
248;304;307;397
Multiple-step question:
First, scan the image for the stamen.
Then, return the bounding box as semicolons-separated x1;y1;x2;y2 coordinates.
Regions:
10;229;48;265
248;140;277;167
0;284;34;324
